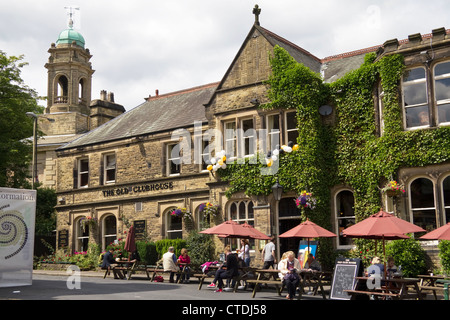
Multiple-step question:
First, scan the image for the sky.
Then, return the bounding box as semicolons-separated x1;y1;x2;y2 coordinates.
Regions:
1;0;449;111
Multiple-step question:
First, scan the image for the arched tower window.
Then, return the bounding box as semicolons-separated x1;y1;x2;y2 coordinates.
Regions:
79;78;85;105
56;75;68;104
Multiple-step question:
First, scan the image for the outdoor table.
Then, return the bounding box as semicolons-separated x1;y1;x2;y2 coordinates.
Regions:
176;262;190;284
298;270;330;299
345;276;424;300
103;260;141;280
436;279;450;300
246;269;283;298
418;274;447;300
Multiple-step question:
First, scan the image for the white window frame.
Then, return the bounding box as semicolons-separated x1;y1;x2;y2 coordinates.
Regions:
103;153;116;184
224;120;237;160
241;118;256;158
285;111;299;144
433;61;450;126
402;66;430;130
266;113;281;152
166;208;183;239
167;143;181;176
102;214;117;250
78;158;89;188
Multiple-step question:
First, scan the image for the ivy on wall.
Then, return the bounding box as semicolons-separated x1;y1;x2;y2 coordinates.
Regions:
218;45;450;267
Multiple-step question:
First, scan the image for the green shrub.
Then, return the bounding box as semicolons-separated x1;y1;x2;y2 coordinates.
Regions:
136;241;158;265
154;239;187;259
185;230;215;267
438;240;450;275
385;236;427;277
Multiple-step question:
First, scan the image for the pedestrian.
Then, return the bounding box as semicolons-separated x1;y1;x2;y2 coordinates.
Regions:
238;239;251;266
261;236;276;269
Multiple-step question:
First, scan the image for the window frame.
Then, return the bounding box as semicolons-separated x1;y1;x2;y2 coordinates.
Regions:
402;66;430;130
103;153;116;184
166;143;181;176
334;189;356;249
78;157;89;188
433;61;450;125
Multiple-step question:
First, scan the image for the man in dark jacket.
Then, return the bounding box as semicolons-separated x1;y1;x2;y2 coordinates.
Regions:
101;249;124;279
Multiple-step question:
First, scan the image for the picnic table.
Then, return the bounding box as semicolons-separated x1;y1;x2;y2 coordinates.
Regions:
345;276;425;300
247;269;330;299
148;263;191;283
246;269;283;298
298;270;331;299
418;274;448;300
102;260;151;280
194;265;257;292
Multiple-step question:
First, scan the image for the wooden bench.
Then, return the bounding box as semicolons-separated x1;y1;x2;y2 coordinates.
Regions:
246;279;284;298
194;267;256;292
344;289;401;299
148;266;191;283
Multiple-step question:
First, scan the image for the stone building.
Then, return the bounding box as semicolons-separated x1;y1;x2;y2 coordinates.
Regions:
51;6;450;268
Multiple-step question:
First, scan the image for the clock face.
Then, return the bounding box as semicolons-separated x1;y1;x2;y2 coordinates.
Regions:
319;105;332;116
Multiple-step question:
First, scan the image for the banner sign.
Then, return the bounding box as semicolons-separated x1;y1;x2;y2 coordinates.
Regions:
0;187;36;287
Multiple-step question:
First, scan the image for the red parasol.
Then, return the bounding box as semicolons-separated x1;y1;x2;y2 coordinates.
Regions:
341;210;425;240
241;223;271;240
279;219;336;266
199;220;254;238
200;220;261;263
342;209;425;278
420;222;450;241
124;225;136;253
279;219;337;239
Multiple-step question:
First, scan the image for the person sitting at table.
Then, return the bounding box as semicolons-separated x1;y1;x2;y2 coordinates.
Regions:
101;248;124;279
238;239;251;266
279;251;301;300
303;253;321;272
163;246;178;283
366;256;384;277
176;248;191;283
212;246;239;293
386;256;402;278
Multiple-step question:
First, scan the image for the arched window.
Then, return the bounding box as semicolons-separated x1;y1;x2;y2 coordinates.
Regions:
102;215;117;250
166;208;182;239
75;217;89;253
410;177;436;232
335;190;355;248
442;175;450;224
227;200;255;250
56;75;68;103
79;78;85;104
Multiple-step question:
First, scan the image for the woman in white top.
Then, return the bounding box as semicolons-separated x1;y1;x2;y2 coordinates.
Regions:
238;239;250;266
278;251;301;300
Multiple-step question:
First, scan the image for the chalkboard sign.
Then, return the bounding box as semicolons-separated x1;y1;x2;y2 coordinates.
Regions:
330;258;362;300
58;229;68;249
133;220;146;241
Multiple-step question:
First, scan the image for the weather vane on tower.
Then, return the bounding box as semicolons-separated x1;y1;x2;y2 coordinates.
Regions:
64;6;80;29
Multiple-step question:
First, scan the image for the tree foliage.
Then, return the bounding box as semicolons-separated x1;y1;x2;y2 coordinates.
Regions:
0;51;43;188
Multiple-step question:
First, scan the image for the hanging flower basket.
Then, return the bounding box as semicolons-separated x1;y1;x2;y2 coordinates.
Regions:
295;191;316;209
199;202;221;218
171;207;194;229
81;216;97;232
381;180;405;197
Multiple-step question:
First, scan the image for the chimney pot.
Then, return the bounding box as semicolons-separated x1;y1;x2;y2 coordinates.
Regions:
107;92;115;103
155;89;159;96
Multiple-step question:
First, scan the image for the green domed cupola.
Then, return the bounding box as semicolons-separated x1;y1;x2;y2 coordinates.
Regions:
56;28;85;48
56;11;85;48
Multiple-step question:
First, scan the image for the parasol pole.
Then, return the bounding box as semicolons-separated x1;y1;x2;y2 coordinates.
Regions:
383;235;387;279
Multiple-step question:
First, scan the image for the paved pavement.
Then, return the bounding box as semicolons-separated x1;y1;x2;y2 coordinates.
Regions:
0;269;444;302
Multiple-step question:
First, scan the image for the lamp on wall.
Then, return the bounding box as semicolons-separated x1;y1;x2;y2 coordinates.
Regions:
271;178;283;201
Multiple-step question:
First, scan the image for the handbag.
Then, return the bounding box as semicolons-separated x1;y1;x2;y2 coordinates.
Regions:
153;275;164;282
